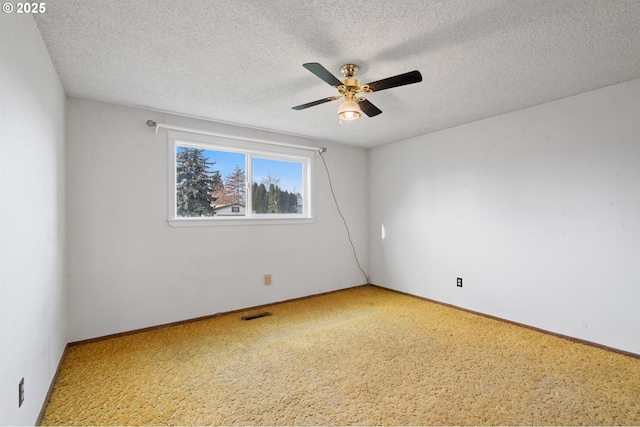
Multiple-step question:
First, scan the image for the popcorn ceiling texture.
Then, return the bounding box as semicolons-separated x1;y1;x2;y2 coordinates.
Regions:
33;0;640;147
42;286;640;425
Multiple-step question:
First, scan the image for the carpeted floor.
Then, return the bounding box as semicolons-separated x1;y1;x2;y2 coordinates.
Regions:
42;285;640;425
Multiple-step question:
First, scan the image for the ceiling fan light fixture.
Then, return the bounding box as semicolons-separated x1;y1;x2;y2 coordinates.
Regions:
292;63;422;121
338;99;361;120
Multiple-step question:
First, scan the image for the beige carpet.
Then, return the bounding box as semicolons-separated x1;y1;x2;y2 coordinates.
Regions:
42;285;640;425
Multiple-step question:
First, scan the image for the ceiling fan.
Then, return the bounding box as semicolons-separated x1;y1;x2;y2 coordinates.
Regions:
292;63;422;121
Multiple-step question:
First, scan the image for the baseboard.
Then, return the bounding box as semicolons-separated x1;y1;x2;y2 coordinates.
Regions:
36;343;69;426
372;284;640;360
35;283;638;424
69;284;371;346
39;285;368;423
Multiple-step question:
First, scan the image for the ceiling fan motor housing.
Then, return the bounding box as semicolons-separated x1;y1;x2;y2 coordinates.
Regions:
339;64;369;94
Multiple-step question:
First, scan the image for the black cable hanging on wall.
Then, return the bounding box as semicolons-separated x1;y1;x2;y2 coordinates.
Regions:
318;148;370;285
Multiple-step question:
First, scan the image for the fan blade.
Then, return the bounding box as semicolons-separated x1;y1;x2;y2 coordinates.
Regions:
358;99;382;117
292;96;341;110
303;63;343;87
365;70;422;92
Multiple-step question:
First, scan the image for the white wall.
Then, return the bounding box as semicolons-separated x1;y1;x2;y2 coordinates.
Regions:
66;99;369;342
369;79;640;354
0;14;67;425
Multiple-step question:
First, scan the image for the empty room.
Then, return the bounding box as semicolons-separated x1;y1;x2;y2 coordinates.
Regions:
1;1;639;425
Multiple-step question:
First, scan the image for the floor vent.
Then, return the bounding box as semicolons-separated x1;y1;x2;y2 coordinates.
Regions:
241;312;272;321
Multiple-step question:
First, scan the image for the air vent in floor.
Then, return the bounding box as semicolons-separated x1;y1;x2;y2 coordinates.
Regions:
241;312;272;321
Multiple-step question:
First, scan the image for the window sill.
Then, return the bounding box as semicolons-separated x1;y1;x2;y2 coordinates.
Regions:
168;217;315;227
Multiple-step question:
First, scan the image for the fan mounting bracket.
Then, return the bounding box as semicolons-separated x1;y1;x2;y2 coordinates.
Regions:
340;64;359;78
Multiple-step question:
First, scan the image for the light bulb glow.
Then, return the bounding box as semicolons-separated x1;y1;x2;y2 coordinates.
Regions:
337;100;361;120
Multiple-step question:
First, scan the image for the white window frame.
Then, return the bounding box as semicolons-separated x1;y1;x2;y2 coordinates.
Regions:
168;131;314;226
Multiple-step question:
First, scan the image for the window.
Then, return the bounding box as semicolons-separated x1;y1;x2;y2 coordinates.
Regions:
168;133;313;226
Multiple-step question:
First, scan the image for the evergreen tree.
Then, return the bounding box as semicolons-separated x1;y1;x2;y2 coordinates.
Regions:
268;183;279;213
251;182;259;211
211;170;223;201
176;148;218;217
278;189;291;213
254;183;268;213
289;192;299;213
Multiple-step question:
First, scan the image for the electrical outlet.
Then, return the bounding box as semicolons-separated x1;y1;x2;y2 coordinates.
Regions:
18;378;24;408
264;274;272;285
457;278;463;287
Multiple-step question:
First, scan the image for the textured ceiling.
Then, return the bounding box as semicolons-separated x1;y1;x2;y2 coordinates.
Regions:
34;0;640;148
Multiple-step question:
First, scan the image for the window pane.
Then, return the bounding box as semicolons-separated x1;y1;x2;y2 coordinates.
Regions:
170;138;313;225
251;157;303;215
176;146;246;217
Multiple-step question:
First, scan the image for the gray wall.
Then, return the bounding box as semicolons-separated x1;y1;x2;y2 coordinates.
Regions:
369;78;640;354
0;14;67;425
65;98;369;342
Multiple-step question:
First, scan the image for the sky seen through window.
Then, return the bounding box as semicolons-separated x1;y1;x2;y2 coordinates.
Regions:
177;147;303;194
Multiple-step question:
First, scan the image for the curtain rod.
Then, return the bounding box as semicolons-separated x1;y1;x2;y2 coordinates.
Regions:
146;120;327;154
